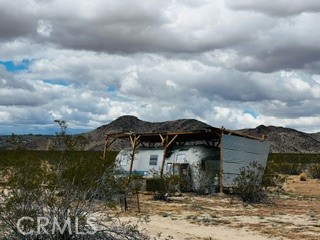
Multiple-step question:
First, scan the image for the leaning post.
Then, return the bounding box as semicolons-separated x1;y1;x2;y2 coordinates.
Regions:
128;135;140;178
103;136;109;160
160;134;178;178
219;131;224;194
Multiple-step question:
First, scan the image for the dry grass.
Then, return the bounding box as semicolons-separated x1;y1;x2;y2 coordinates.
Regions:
4;173;317;239
283;175;320;196
106;175;320;240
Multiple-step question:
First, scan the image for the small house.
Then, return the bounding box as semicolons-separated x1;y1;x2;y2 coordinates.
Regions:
103;127;270;193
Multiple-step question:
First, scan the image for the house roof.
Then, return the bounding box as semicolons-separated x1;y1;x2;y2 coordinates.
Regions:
104;127;266;145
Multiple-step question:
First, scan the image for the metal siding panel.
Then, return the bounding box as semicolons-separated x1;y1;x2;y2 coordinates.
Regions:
222;134;270;186
223;134;270;154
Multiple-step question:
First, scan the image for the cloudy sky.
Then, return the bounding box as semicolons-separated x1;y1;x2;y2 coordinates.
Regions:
1;0;320;135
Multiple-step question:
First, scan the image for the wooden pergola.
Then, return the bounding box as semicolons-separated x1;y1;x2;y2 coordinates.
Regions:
103;127;265;193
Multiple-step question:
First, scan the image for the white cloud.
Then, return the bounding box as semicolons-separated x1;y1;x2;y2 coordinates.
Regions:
225;0;320;16
0;0;320;134
37;20;52;37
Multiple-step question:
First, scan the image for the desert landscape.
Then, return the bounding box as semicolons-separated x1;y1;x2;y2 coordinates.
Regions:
2;0;320;239
108;175;320;240
1;117;320;239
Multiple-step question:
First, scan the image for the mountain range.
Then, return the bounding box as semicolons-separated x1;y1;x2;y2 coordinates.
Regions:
1;115;319;153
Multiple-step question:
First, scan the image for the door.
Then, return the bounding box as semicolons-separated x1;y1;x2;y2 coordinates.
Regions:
173;163;191;191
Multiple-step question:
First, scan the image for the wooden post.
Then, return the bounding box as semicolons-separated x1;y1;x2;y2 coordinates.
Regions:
219;132;224;194
128;135;140;177
160;134;178;178
160;134;167;179
103;136;109;160
136;193;140;213
160;147;168;178
103;136;117;160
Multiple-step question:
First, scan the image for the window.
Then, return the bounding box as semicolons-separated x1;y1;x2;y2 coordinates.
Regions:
120;155;129;166
166;163;173;171
149;155;158;166
176;154;186;163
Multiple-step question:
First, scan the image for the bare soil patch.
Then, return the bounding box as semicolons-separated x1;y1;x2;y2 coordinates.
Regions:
283;175;320;197
106;176;320;240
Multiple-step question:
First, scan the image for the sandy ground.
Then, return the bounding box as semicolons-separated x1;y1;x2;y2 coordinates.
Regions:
107;175;320;240
125;215;278;240
1;174;319;239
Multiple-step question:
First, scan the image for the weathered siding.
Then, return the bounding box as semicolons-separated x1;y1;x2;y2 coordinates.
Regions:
222;134;270;186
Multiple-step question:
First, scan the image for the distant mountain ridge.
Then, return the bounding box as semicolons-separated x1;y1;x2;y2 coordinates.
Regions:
82;115;212;150
1;115;319;153
239;125;320;153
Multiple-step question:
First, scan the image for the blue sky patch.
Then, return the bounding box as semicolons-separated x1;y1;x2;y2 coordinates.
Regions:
43;79;69;86
244;108;259;118
0;59;31;72
107;85;117;93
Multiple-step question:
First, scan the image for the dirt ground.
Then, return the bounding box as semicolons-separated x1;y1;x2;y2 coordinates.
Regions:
108;175;320;240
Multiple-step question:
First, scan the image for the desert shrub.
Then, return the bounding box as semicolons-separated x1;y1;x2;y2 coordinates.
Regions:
146;173;180;201
275;162;302;175
234;161;268;204
267;153;320;176
308;163;320;179
262;160;302;187
262;161;284;187
191;160;217;194
262;172;286;189
0;154;148;239
0;150;118;198
299;172;307;181
0;120;150;239
146;178;166;193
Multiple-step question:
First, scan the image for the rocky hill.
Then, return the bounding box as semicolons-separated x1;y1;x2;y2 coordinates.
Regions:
1;115;319;153
82;115;212;150
240;125;320;153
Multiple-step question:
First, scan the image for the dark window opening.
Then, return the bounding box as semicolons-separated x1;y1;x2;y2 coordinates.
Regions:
149;155;158;166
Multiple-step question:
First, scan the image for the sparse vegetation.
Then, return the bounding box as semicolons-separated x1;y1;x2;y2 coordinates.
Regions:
1;149;320;239
0;121;149;239
1;120;320;239
263;153;320;187
266;153;320;173
307;163;320;179
146;172;180;201
191;160;217;194
299;172;307;181
234;161;268;203
0;151;151;239
0;153;151;239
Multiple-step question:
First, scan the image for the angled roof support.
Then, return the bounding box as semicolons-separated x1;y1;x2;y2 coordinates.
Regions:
128;135;141;177
219;130;224;193
103;136;118;160
160;134;178;178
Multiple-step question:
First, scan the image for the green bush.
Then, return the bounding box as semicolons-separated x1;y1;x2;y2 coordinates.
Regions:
146;174;180;201
0;153;149;239
234;161;268;204
266;161;302;175
146;178;166;193
299;172;307;181
266;153;320;176
308;163;320;179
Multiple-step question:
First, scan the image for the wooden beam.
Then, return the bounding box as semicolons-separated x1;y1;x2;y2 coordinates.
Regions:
128;135;141;177
103;137;118;160
167;135;178;147
219;132;224;193
103;137;109;160
160;134;178;178
159;134;165;145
